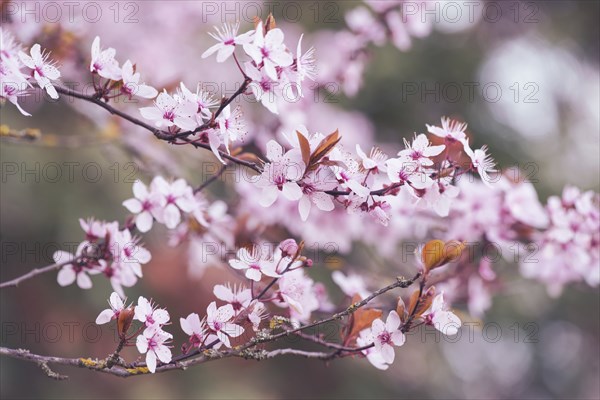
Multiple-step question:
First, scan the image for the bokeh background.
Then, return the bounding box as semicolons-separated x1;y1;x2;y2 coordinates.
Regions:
1;1;599;399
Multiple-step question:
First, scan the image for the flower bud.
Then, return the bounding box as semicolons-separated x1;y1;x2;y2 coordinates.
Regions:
117;307;135;338
279;239;299;258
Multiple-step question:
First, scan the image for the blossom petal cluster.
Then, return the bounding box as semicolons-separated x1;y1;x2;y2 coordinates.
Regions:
53;218;151;296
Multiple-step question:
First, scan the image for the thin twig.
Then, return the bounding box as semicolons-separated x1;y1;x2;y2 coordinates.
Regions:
0;258;80;289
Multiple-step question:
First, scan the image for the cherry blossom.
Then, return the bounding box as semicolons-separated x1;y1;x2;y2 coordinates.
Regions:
275;269;319;322
18;44;60;99
53;244;100;289
0;80;30;116
202;22;254;62
256;140;305;207
90;36;121;81
213;284;252;316
398;134;445;167
95;292;126;325
205;301;244;348
369;311;405;364
463;141;497;187
150;176;197;229
180;313;220;350
111;228;152;279
386;157;433;189
134;296;170;330
423;292;462;335
245;62;281;114
136;326;173;373
357;329;389;370
294;34;317;85
120;60;158;99
426;117;468;144
356;144;388;172
215;105;245;153
178;82;217;122
122;179;166;232
297;167;337;221
246;300;268;331
229;246;280;282
139;90;197;131
243;21;293;80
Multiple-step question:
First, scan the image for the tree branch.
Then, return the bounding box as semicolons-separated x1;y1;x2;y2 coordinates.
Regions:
0;258;80;289
0;273;421;378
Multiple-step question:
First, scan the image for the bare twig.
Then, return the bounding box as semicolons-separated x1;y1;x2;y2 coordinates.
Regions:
0;258;80;289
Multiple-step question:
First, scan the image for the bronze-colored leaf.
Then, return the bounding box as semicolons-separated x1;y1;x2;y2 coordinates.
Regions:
421;239;466;272
297;130;311;167
309;129;341;168
117;307;135;338
265;13;277;31
396;297;406;322
345;295;382;341
421;240;445;271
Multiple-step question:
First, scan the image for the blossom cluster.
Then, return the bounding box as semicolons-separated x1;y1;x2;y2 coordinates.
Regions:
358;291;460;370
520;186;599;295
315;1;432;96
53;219;150;295
0;29;61;114
254;118;496;224
95;293;172;373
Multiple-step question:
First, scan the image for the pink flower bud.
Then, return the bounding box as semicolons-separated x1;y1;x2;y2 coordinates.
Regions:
279;239;299;257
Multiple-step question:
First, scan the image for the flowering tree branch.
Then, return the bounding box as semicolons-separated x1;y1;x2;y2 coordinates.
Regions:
0;273;421;379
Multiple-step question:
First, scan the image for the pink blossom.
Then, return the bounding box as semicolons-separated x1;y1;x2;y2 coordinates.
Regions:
398;133;445;167
213;283;252;316
256;140;305;207
275;269;319;322
370;311;405;364
110;228;151;280
120;60;158;99
95;292;125;325
423;292;462;335
139;90;197;131
463;141;497;188
426;117;468;144
136;326;172;373
150;176;197;229
206;301;244;348
122;179;166;232
18;44;60;99
386;157;433;189
0;79;30;116
356;144;388;172
245;62;280;114
180;313;220;349
134;296;170;330
90;36;121;81
202;22;254;62
243;21;293;80
217;105;245;148
229;246;280;282
53;244;100;289
246;300;268;331
178;82;217;122
298;167;337;221
357;329;389;370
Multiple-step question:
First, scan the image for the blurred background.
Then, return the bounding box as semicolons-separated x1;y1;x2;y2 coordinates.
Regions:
1;1;599;399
